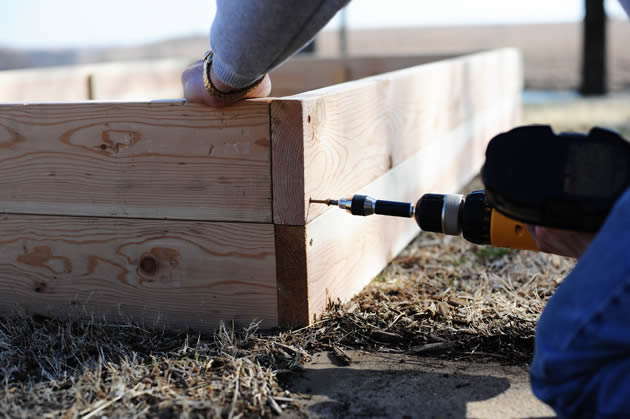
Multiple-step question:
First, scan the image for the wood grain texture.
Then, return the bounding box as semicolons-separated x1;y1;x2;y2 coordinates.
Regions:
0;59;190;102
271;100;306;226
0;100;273;222
269;55;456;97
304;99;521;320
0;215;278;329
270;58;347;98
274;225;309;326
0;50;522;329
270;49;522;225
0;56;449;102
345;55;457;81
0;67;89;102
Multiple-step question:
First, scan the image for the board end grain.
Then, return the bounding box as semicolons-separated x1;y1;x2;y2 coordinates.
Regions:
274;225;309;326
271;100;307;225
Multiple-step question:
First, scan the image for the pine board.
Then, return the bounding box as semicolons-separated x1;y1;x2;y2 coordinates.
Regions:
0;100;273;222
0;215;278;329
271;49;522;225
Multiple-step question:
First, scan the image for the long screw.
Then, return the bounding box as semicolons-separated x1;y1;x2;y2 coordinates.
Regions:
310;199;339;206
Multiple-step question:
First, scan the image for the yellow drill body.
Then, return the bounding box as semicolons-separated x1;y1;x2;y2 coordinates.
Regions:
489;209;538;250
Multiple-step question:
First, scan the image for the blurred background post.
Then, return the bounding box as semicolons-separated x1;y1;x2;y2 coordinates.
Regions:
581;0;608;95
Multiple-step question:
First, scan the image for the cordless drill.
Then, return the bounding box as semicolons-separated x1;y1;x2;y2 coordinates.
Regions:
312;125;630;251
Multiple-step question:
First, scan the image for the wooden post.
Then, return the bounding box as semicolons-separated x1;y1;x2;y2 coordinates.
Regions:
86;74;95;100
339;6;349;57
580;0;607;95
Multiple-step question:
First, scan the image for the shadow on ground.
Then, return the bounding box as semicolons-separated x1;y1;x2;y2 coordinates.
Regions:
291;366;507;417
284;351;556;419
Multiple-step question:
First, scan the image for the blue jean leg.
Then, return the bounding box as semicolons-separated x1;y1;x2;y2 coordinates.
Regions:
531;186;630;418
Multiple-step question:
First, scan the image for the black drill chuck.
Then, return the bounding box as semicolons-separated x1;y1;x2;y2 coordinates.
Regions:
415;194;446;233
415;191;492;245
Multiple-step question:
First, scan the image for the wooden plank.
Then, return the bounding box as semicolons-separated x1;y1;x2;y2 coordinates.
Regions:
0;59;190;102
270;58;347;98
270;49;522;225
274;225;309;326
269;55;455;98
0;99;273;222
0;215;278;329
0;66;89;102
345;54;457;81
303;99;521;321
271;100;307;226
90;60;188;100
0;55;454;103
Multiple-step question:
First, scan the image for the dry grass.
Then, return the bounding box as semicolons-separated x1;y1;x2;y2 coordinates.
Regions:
0;318;299;418
2;98;625;417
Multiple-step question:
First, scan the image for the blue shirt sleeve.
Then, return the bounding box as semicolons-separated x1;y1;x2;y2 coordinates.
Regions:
211;0;349;88
531;185;630;418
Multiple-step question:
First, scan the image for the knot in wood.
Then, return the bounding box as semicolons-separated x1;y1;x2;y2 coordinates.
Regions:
139;254;159;275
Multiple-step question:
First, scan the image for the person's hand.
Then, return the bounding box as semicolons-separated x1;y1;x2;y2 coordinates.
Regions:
181;59;272;107
526;225;596;259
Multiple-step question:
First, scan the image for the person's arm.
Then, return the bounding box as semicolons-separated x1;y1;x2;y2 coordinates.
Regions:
530;185;630;416
182;0;350;106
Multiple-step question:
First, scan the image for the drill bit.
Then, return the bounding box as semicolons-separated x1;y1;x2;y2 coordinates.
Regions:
310;199;338;206
311;198;352;212
310;196;361;214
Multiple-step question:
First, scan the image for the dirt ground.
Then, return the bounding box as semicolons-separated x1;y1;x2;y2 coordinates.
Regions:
285;351;554;419
0;98;628;418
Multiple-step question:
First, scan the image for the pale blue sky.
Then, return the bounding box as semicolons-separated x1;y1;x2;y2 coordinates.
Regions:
1;0;627;49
